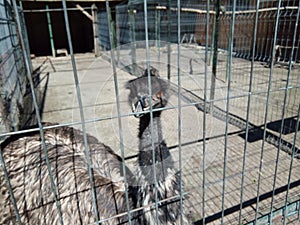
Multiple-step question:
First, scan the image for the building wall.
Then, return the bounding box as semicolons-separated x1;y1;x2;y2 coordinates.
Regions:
0;0;35;137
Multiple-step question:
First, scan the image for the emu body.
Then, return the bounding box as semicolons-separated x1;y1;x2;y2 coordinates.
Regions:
0;125;138;225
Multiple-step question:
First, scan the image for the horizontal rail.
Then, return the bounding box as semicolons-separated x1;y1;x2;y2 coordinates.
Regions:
22;7;92;13
155;5;299;15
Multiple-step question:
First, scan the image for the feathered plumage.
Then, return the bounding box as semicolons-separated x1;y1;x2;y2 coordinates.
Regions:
0;125;139;225
0;68;190;225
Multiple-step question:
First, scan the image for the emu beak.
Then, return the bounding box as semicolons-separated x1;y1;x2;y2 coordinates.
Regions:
132;92;163;118
132;100;144;118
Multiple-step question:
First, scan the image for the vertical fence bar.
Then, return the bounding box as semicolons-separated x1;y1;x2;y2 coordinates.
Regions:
202;1;210;224
143;0;160;223
115;8;120;64
283;104;300;224
277;4;300;224
167;0;171;80
61;1;100;223
155;5;160;63
11;1;64;225
264;8;272;62
254;1;282;223
105;1;133;224
220;0;236;224
238;1;260;224
176;1;183;224
128;4;137;76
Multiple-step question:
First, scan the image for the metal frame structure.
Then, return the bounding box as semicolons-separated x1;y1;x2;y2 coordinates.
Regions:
0;0;299;224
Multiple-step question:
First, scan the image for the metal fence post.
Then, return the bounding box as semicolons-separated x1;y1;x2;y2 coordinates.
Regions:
46;4;56;57
167;0;171;80
210;0;221;109
92;4;100;57
128;2;137;75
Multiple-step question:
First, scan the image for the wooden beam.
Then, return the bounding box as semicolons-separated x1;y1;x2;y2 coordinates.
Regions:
156;5;299;15
76;4;93;21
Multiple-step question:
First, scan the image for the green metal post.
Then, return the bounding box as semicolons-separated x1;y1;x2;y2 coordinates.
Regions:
209;14;215;66
46;4;55;57
210;0;221;108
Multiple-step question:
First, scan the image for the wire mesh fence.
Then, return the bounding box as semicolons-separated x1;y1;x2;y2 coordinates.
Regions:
0;0;300;224
0;0;32;133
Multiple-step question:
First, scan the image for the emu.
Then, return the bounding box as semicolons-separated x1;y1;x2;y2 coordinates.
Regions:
0;68;190;225
126;69;190;224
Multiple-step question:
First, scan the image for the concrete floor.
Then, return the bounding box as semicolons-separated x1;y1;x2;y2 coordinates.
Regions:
32;44;300;224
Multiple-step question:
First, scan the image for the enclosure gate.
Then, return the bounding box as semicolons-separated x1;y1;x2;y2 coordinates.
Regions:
0;0;300;224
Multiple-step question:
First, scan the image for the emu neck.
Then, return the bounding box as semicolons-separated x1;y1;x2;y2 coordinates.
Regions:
138;112;163;151
137;111;172;183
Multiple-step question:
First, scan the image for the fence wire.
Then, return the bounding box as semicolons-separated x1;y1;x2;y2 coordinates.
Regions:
0;0;300;225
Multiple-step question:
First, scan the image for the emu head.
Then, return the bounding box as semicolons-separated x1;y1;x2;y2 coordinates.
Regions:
125;68;169;118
